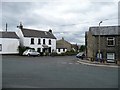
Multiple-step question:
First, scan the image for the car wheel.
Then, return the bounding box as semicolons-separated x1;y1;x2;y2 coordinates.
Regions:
27;53;30;56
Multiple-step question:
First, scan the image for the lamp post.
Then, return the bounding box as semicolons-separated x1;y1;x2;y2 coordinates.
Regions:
98;21;102;61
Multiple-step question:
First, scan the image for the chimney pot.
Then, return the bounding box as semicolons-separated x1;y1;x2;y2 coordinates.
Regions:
49;29;52;33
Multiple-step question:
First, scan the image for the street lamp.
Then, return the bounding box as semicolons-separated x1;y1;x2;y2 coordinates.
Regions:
98;21;102;61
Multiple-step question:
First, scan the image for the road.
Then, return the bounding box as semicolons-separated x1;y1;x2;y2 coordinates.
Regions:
2;55;118;88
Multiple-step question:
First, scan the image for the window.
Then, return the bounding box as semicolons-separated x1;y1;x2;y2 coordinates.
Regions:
43;39;45;44
107;37;115;46
0;44;2;51
107;53;115;60
49;39;51;45
37;48;41;52
58;48;60;52
63;48;65;52
31;38;34;44
38;39;41;44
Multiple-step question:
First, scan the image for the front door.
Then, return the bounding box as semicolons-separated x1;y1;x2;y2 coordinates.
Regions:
49;47;51;53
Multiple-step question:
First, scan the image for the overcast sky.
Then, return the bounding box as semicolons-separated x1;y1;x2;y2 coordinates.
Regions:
1;0;119;45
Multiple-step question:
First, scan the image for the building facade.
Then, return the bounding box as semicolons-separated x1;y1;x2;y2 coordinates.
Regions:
56;37;72;54
0;32;19;54
17;24;56;53
85;26;120;62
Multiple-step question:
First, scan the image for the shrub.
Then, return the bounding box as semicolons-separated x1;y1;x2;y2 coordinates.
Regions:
51;52;58;56
65;50;78;56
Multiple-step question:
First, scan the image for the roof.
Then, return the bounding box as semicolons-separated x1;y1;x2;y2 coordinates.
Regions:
0;31;19;39
56;38;71;49
56;43;67;49
21;28;56;39
89;26;120;35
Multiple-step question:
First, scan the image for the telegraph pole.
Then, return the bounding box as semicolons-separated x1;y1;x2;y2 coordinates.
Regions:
98;21;102;61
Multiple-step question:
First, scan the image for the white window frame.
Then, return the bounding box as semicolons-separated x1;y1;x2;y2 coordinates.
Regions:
31;38;34;44
38;38;41;44
49;39;51;45
107;53;115;60
58;48;60;52
107;37;115;46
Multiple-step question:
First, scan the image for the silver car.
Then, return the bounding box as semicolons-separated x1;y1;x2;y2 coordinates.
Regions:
23;49;40;56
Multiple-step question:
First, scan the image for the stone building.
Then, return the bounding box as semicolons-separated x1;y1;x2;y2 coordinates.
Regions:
85;26;120;62
56;37;72;54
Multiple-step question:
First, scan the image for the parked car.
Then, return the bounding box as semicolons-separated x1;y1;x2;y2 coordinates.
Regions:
23;49;40;56
76;52;85;59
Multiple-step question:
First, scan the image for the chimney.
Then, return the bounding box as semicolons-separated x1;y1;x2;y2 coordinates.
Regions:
49;29;52;33
17;22;23;29
62;37;64;40
5;23;7;32
20;22;23;29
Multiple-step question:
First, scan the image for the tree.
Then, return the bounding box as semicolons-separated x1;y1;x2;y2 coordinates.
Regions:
79;45;86;52
17;46;32;55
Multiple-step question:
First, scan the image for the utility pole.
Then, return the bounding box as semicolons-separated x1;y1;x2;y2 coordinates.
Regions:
6;23;7;32
98;21;102;61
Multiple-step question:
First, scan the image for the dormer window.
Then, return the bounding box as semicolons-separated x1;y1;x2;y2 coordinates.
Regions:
107;37;115;46
31;38;34;44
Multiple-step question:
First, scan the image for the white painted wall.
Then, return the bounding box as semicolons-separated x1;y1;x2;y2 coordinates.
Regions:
57;48;67;54
16;29;56;52
0;38;19;54
23;37;56;52
16;30;24;46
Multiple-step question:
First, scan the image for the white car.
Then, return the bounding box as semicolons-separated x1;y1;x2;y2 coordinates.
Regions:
76;52;85;59
23;49;40;56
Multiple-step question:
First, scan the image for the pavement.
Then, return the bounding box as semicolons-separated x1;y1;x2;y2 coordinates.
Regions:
77;59;119;68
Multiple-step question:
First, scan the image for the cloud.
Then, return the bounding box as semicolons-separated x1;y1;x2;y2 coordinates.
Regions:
1;0;119;45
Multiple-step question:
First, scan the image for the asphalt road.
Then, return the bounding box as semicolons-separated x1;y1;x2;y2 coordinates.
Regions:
2;55;118;88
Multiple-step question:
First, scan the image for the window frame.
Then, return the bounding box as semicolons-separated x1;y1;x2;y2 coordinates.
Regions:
107;37;115;46
58;48;60;52
37;48;41;52
49;39;51;45
38;38;41;45
31;38;34;44
43;39;45;45
107;53;115;60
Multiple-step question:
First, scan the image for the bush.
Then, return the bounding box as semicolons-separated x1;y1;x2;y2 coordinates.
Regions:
51;52;58;56
65;50;78;56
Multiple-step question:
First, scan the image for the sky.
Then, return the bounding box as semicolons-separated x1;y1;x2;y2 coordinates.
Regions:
1;0;119;45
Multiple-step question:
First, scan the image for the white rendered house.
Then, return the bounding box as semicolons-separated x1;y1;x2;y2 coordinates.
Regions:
0;31;19;54
16;24;56;53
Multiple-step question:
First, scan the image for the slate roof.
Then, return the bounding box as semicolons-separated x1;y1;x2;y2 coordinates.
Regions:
21;28;56;39
0;32;19;39
89;26;120;35
56;43;67;49
56;38;71;49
